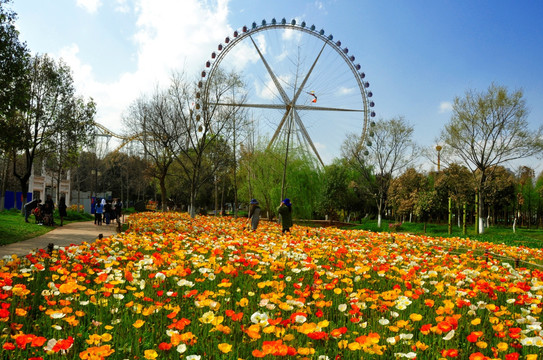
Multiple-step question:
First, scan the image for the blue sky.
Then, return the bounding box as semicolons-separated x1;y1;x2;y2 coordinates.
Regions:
11;0;543;171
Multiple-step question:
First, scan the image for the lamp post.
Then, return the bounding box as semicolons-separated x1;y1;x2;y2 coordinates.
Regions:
435;145;442;172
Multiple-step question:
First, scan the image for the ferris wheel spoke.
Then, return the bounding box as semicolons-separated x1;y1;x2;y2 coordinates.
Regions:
293;111;325;166
293;105;363;112
291;42;327;106
248;34;291;105
215;102;286;110
267;106;292;149
215;102;363;112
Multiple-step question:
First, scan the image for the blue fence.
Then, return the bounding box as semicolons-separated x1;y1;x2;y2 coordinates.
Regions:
3;191;32;210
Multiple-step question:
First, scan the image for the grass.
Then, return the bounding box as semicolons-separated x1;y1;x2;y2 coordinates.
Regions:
0;208;94;246
349;218;543;249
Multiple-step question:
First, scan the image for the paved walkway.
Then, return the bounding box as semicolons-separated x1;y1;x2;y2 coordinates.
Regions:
0;221;119;259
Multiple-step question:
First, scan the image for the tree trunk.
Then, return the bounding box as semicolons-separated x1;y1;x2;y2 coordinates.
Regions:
214;176;218;216
478;184;485;234
377;196;383;228
221;182;225;215
189;188;196;218
457;206;461;228
0;154;10;211
160;175;167;212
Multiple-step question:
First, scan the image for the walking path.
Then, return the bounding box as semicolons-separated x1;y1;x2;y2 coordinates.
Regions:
0;221;119;259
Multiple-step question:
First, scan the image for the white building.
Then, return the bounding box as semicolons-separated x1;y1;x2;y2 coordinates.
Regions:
28;160;71;204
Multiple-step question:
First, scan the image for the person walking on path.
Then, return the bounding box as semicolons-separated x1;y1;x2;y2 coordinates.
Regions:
95;200;103;226
104;200;112;225
248;199;261;231
114;199;123;231
277;198;292;234
58;196;67;226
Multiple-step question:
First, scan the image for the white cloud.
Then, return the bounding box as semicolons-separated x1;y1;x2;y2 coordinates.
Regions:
338;86;355;95
56;0;233;133
256;74;292;100
439;101;453;113
114;0;130;13
315;1;325;11
76;0;102;14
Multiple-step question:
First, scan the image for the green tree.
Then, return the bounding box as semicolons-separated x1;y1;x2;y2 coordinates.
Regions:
434;163;475;227
0;0;30;209
515;166;537;228
440;84;543;233
388;168;427;222
317;160;364;222
481;166;516;226
12;54;89;202
414;189;436;233
238;139;283;219
46;96;96;202
536;171;543;228
237;139;323;220
0;0;29;140
318;162;350;221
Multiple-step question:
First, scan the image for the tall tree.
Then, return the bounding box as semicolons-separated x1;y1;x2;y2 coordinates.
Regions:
481;166;516;226
318;160;354;221
536;171;543;228
0;0;30;209
516;166;537;228
434;163;475;227
388;167;428;222
440;84;543;233
46;96;96;202
170;70;242;217
12;54;85;201
342;116;418;227
124;87;182;211
0;0;29;137
237;139;323;220
238;140;284;220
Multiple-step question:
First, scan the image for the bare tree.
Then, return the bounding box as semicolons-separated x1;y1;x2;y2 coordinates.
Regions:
440;84;543;233
124;86;184;211
169;70;243;217
342;116;418;227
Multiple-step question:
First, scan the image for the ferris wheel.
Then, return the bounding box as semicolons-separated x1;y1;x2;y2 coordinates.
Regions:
197;18;375;166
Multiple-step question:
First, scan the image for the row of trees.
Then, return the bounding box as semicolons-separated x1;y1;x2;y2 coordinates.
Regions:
0;0;96;208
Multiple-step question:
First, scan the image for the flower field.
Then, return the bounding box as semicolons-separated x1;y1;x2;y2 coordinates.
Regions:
1;212;543;359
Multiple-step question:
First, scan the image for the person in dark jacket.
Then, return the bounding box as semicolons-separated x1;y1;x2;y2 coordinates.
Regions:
58;196;67;226
248;199;261;231
42;195;55;226
277;198;292;234
104;200;112;225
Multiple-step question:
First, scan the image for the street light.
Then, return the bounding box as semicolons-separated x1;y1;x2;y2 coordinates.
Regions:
435;145;442;172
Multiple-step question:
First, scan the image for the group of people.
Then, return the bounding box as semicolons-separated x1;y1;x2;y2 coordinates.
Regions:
94;198;123;226
247;198;292;233
24;195;67;226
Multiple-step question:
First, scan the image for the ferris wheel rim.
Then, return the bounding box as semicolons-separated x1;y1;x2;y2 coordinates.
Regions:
196;18;376;161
